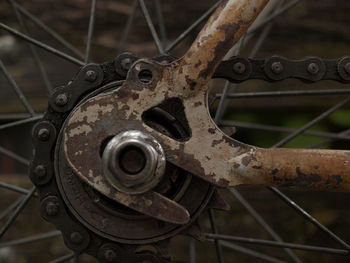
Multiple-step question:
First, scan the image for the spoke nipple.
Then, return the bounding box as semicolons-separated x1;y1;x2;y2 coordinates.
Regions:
104;249;117;262
70;232;83;244
233;62;246;74
34;165;47;179
38;128;50;141
271;62;284;74
121;58;133;71
85;70;98;82
55;93;68;107
45;202;59;216
344;63;350;75
307;62;320;75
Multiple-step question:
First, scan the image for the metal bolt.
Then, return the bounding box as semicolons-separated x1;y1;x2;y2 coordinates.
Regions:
271;62;284;74
70;232;83;244
45;202;59;216
85;70;97;82
38;128;50;141
344;63;350;75
121;58;132;71
34;165;46;179
307;62;320;75
233;62;246;74
55;93;68;107
104;249;117;262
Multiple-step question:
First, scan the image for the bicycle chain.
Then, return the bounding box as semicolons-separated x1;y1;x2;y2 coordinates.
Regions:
29;53;350;263
214;55;350;83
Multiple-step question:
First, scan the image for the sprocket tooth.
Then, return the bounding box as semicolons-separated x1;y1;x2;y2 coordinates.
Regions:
181;221;205;241
221;126;236;137
207;189;231;211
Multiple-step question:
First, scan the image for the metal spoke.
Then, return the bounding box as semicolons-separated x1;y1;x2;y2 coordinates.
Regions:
230;189;301;263
0;58;35;116
165;1;221;53
205;233;349;255
14;2;84;59
49;253;75;263
272;97;350;148
138;0;164;54
0;23;84;66
0;182;37;197
268;187;350;251
0;186;36;239
85;0;97;63
189;239;196;263
220;120;350;142
309;128;350;148
118;0;138;52
153;0;167;46
0;197;22;221
208;210;225;263
0;145;30;166
215;89;350;99
7;0;52;94
0;230;60;248
247;0;301;36
0;115;42;131
217;241;287;263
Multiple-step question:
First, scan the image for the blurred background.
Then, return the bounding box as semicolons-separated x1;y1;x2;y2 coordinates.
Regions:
0;0;350;262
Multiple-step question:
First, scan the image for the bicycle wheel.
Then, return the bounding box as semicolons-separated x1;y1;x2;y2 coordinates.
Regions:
0;0;350;262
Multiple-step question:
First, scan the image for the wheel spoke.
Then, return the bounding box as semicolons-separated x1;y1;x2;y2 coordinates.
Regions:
272;97;350;148
189;239;196;263
0;197;22;221
268;187;350;251
230;189;301;263
48;252;75;263
165;1;221;53
153;0;167;46
7;0;52;94
217;241;287;263
0;186;36;239
0;230;60;248
248;0;301;36
220;120;350;142
0;115;42;131
0;58;35;116
215;89;350;99
205;233;349;255
0;182;38;197
85;0;97;63
0;145;30;166
138;0;164;54
208;210;225;263
118;0;138;52
13;2;84;59
0;23;84;66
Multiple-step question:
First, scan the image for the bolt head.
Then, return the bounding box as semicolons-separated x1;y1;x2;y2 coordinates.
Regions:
344;63;350;75
121;58;132;71
271;62;283;74
70;232;83;244
55;93;68;107
85;70;97;82
34;165;46;179
307;62;320;75
38;128;50;141
104;249;117;262
45;202;59;216
233;62;246;74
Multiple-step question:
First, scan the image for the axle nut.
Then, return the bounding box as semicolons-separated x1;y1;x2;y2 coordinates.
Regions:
102;130;166;194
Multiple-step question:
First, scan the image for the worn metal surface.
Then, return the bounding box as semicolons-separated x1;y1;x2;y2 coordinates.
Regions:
62;0;271;224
